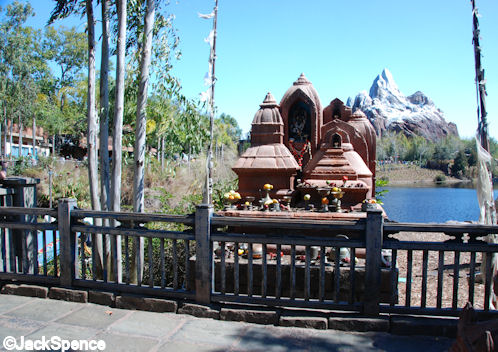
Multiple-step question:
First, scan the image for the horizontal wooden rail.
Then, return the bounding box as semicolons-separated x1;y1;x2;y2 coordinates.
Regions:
0;207;57;217
71;209;194;225
384;222;498;235
383;240;498;252
0;222;57;231
73;280;195;299
71;224;194;241
0;273;60;285
211;293;363;311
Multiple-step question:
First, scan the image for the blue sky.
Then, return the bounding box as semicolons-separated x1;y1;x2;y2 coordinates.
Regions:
5;0;498;139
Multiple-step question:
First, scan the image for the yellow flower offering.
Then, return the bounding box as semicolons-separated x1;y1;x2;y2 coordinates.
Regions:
263;183;273;191
272;199;279;204
225;190;241;203
321;197;329;205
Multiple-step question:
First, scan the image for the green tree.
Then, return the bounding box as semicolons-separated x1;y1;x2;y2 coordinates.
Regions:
43;26;87;93
451;149;468;177
0;1;50;157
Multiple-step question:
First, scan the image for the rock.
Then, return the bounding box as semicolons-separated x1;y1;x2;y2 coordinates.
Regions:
280;316;328;329
178;303;220;319
220;308;278;325
115;294;177;313
1;284;48;298
350;68;459;141
390;315;457;337
89;291;116;307
48;287;88;303
328;316;389;332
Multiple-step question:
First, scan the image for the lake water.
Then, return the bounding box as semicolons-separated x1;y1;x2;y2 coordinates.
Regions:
380;184;498;223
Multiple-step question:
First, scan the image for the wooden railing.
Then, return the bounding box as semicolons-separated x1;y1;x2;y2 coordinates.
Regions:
1;198;498;318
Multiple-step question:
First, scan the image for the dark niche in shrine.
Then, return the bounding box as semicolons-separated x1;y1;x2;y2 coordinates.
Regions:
332;133;342;148
288;101;311;143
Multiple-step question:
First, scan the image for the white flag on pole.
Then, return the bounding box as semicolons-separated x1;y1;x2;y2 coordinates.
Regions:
198;11;215;19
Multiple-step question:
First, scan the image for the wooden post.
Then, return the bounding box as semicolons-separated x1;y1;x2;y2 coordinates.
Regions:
364;207;383;316
1;177;40;273
195;204;213;304
58;198;77;287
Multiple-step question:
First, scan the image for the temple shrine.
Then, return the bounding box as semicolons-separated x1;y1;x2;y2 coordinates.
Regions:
232;74;377;213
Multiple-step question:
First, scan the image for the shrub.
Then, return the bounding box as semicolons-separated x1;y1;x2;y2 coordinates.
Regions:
434;174;446;183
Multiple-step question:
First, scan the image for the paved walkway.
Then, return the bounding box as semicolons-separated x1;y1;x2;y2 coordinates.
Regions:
0;295;453;352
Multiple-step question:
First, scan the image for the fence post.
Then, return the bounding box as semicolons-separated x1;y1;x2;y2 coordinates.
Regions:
364;207;383;316
1;177;40;273
195;204;213;304
58;198;77;287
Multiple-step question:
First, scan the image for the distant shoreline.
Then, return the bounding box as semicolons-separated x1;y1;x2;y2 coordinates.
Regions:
385;179;473;186
376;164;470;186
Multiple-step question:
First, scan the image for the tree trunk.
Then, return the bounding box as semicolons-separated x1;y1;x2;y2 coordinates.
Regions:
9;118;13;159
85;0;104;282
133;0;155;213
32;116;36;160
3;108;7;158
86;0;100;211
99;0;118;282
0;112;2;158
99;0;111;212
131;0;155;284
161;136;164;170
18;113;23;158
111;0;127;214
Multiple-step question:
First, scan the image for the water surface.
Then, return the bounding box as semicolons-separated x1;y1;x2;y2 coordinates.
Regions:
380;184;497;223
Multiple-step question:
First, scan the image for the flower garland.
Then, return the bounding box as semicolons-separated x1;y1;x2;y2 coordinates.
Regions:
289;140;311;167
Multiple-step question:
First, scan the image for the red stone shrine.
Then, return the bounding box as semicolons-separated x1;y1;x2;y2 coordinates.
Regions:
233;74;377;211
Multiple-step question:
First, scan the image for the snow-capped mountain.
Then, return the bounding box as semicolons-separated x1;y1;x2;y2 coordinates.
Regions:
348;69;458;141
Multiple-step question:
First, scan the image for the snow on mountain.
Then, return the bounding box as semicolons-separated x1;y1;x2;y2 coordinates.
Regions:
349;69;458;141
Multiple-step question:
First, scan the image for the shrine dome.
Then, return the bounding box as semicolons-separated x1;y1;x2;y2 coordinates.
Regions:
348;109;377;182
251;92;284;145
252;92;282;124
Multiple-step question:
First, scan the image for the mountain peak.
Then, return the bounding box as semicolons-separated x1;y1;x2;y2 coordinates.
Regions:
369;68;401;99
351;69;458;141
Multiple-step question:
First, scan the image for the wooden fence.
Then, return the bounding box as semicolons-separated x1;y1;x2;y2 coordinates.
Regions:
1;198;498;318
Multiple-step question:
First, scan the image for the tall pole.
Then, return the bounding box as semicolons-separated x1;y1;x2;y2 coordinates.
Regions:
203;0;218;205
471;0;496;310
471;0;489;151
